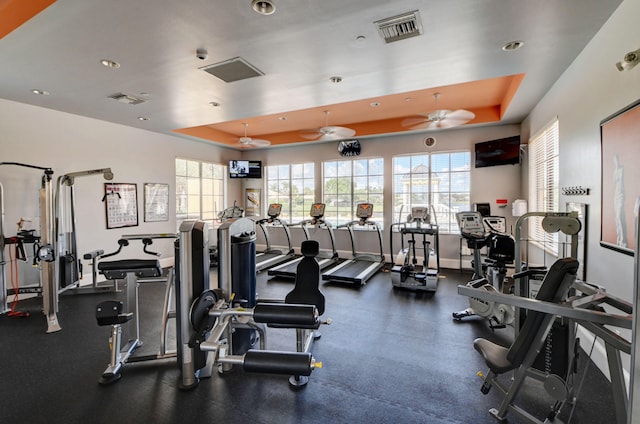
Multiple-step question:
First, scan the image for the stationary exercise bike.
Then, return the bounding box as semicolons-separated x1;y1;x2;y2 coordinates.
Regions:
453;211;515;329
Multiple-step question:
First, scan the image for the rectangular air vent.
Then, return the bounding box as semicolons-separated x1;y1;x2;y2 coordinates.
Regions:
200;57;264;83
108;93;146;105
374;10;423;44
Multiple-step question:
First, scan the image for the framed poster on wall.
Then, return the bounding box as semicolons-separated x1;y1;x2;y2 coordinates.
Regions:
104;183;138;229
600;98;640;255
245;188;261;216
144;183;169;222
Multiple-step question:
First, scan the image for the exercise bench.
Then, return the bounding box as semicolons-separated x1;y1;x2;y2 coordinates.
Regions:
95;258;176;384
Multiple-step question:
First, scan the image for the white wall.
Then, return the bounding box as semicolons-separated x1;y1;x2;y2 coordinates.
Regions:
0;99;242;281
521;0;639;380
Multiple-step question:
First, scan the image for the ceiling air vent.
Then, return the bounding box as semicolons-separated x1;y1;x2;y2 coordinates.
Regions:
374;10;423;44
108;93;146;105
200;57;264;83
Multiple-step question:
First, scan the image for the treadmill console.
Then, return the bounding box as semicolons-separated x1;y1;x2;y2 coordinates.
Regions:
267;203;282;220
309;203;326;225
310;203;325;218
356;203;373;218
356;203;373;223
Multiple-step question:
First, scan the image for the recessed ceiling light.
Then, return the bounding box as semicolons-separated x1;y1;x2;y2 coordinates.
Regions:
502;41;524;52
31;89;50;95
100;59;120;68
329;76;343;83
278;116;287;121
137;116;149;121
370;101;380;107
209;101;221;107
252;0;275;15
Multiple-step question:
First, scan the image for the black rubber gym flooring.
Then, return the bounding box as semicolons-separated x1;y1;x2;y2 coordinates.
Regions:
0;267;616;423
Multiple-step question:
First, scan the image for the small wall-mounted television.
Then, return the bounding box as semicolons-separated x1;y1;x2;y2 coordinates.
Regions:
474;135;521;168
229;160;262;178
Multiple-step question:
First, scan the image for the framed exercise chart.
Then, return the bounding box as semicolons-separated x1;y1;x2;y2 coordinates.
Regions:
104;183;139;229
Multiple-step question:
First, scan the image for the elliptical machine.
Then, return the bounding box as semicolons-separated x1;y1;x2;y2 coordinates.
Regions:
453;211;515;329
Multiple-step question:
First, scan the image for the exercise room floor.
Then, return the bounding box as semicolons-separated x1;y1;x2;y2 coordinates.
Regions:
1;266;616;423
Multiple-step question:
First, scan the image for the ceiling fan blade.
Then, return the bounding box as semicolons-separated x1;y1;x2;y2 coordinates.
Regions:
445;109;475;122
299;129;322;140
237;136;271;148
319;126;355;140
402;115;430;128
249;138;271;147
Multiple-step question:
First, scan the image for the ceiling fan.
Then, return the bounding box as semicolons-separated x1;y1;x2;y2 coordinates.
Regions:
301;110;356;141
402;93;475;130
235;123;271;148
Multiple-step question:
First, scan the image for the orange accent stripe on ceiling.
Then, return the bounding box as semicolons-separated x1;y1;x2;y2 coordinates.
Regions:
0;0;56;40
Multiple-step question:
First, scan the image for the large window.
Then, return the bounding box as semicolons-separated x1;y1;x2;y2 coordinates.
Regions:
322;158;384;227
528;118;560;255
392;152;470;233
266;163;315;223
175;158;226;228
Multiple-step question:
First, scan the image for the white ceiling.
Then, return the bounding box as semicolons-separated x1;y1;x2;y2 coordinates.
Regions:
0;0;623;148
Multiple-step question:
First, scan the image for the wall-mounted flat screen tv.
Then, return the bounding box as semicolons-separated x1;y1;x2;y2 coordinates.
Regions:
229;160;262;178
474;135;521;168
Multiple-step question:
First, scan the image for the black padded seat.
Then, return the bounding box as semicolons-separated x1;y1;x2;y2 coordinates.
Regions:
98;259;162;280
285;240;325;316
473;257;579;374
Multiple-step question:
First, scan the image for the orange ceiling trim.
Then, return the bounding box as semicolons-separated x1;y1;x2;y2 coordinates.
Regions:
500;74;526;118
0;0;56;40
175;74;525;147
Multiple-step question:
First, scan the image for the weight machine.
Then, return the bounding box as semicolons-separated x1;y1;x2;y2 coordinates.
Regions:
177;218;326;390
389;205;440;292
0;162;58;332
93;233;178;384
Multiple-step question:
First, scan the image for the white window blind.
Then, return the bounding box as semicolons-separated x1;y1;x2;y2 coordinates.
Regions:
528;118;559;255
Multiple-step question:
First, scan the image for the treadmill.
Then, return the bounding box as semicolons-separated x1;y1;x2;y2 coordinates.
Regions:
255;203;296;272
322;203;384;286
268;203;339;279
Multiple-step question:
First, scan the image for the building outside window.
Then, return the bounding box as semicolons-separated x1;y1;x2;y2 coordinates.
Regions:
175;158;226;229
322;158;384;227
266;162;315;223
392;151;470;233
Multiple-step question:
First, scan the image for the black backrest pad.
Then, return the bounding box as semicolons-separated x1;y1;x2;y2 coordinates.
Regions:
506;257;578;367
285;240;325;315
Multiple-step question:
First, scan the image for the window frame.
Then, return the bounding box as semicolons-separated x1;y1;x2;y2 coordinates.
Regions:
392;150;471;234
322;157;384;228
528;118;560;256
265;162;315;224
175;157;226;230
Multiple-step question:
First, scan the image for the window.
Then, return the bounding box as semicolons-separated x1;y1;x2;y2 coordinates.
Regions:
392;152;470;233
322;158;384;227
266;163;315;223
175;158;226;229
528;118;560;255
